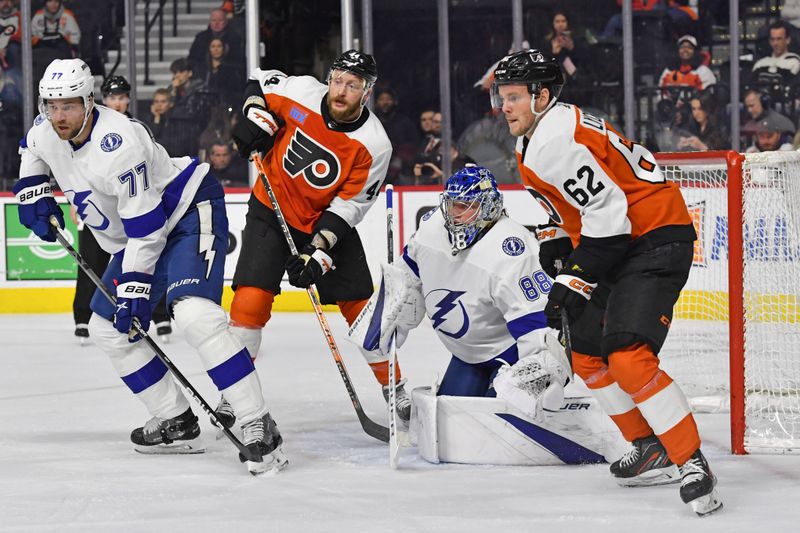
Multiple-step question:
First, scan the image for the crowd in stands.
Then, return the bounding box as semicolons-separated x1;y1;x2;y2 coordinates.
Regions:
8;1;800;190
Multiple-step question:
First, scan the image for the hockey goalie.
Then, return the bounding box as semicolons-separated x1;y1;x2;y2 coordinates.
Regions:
349;166;627;465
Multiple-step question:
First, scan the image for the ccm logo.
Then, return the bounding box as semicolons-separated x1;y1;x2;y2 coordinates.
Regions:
18;185;52;201
568;279;594;295
123;285;150;295
536;228;558;240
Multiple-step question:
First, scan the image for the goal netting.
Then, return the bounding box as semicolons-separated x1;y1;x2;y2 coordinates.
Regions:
657;151;800;454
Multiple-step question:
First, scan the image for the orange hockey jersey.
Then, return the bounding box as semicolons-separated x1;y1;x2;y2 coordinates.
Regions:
516;103;695;275
250;69;392;234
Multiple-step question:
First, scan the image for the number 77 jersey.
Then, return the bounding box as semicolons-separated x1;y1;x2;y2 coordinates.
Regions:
516;103;694;246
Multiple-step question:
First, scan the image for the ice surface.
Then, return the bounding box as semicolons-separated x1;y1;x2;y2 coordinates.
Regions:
1;313;800;532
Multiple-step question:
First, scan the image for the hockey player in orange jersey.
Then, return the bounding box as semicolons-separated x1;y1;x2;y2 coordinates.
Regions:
491;50;722;517
225;50;410;427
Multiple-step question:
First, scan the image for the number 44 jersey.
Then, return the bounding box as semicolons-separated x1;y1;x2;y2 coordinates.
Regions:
516;103;695;248
250;69;392;234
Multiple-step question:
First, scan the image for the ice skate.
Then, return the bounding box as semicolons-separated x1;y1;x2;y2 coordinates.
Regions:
239;413;288;476
679;449;723;516
155;321;172;343
131;408;205;454
211;396;237;439
610;434;680;486
382;378;412;428
74;324;89;346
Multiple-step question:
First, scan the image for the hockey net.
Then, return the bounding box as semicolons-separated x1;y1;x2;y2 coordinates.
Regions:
656;151;800;454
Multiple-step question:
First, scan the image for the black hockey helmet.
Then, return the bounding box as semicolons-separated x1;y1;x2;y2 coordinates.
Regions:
101;75;131;97
330;49;378;86
491;49;564;108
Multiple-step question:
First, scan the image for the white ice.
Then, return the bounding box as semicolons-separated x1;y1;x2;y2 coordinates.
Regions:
1;312;799;533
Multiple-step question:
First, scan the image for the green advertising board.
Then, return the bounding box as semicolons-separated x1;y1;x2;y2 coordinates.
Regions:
4;204;78;280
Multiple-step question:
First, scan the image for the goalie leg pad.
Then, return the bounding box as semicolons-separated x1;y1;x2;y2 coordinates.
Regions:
347;263;425;356
88;314;189;419
173;296;267;424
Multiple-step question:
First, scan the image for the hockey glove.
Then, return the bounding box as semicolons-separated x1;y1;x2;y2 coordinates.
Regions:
114;272;153;342
232;81;284;158
535;222;573;279
544;262;597;329
13;175;64;242
286;242;334;289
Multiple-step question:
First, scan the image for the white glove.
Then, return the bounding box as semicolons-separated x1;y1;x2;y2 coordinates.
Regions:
246;106;281;136
493;350;570;422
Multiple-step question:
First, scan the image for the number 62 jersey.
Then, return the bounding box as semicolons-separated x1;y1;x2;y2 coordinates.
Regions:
516;103;696;277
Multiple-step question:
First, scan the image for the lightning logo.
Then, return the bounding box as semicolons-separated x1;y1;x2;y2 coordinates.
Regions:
68;190;110;230
196;202;216;279
427;289;470;339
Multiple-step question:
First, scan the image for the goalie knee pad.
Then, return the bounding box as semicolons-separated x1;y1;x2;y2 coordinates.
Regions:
173;297;267;423
88;314;189;418
230;286;274;328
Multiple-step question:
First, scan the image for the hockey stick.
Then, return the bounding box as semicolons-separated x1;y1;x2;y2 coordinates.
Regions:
49;216;260;463
251;154;389;443
553;259;574;369
385;184;400;469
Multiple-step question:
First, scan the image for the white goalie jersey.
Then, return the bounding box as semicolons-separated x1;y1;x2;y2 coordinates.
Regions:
18;105;209;274
399;209;551;365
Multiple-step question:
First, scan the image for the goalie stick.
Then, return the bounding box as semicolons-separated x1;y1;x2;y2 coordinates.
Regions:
251;154;389;443
386;184;400;469
48;217;262;467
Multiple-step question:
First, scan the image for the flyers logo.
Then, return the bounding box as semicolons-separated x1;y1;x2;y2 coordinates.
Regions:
283;129;342;189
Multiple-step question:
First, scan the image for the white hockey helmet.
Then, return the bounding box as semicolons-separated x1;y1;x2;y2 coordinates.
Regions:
38;59;95;109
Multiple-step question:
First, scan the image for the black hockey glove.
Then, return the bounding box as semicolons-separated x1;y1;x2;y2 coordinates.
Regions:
544;261;597;329
232;79;284;158
286;242;334;289
535;222;573;279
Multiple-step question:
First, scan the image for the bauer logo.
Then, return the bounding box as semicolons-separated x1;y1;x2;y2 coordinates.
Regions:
167;278;200;293
100;133;123;152
502;236;525;256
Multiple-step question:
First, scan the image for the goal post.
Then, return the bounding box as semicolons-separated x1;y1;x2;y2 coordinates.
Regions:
656;150;800;455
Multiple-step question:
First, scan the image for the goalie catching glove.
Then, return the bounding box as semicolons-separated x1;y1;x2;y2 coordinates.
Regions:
347;263;425;356
493;330;572;422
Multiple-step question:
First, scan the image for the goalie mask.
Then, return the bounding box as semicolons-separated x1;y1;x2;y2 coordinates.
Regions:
490;49;564;116
440;165;503;254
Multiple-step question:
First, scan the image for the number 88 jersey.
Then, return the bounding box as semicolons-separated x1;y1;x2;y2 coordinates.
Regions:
516;103;694;248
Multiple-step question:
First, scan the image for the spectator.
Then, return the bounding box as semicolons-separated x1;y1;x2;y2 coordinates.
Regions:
143;87;196;158
419;108;437;136
373;88;419;185
417;110;441;157
188;8;243;70
658;35;716;92
413;144;475;185
598;1;694;41
0;0;22;70
207;140;248;187
164;58;207;155
745;113;796;153
542;10;593;106
195;37;244;108
31;0;80;55
676;92;728;151
198;104;237;160
740;88;793;142
752;21;800;88
142;87;172;134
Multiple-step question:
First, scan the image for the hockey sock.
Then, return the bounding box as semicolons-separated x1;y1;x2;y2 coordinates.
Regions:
608;343;700;465
572;351;653;442
230;286;275;360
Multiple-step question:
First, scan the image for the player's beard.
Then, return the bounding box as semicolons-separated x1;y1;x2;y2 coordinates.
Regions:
51;119;84;141
327;96;362;123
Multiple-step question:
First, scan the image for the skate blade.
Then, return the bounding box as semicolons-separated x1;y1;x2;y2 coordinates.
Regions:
134;439;206;455
616;465;680;487
247;448;289;476
689;489;723;517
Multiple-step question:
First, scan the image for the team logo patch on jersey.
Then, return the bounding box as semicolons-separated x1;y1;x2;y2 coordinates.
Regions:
502;236;525;256
289;106;308;124
426;289;470;339
283;129;341;189
100;133;123;152
34;114;46;126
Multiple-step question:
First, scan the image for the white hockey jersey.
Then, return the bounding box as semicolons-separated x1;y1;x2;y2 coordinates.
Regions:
399;209;550;365
19;105;209;275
